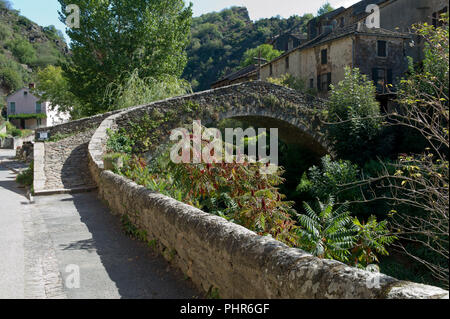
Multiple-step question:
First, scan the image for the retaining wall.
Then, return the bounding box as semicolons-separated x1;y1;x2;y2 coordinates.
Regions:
86;84;449;299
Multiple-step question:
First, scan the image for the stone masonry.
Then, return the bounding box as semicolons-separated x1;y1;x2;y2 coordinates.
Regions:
34;81;449;298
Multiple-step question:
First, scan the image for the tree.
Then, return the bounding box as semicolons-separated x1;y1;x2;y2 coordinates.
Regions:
317;2;334;17
0;0;12;10
58;0;193;116
35;65;81;118
240;44;282;67
327;67;382;164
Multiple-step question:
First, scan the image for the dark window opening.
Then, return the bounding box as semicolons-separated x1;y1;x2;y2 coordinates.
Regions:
285;56;290;70
318;73;332;92
310;79;314;89
321;49;328;65
377;40;387;57
372;68;393;92
269;64;273;76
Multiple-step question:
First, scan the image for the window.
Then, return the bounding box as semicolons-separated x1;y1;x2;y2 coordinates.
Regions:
340;17;345;28
372;68;393;92
36;102;42;113
269;64;273;76
321;49;328;65
37;118;42;128
317;73;332;92
377;40;387;57
9;102;15;114
285;56;290;70
310;79;314;89
24;91;28;96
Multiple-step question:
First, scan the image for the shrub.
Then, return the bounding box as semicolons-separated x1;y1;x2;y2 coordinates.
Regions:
10;38;37;65
327;67;382;164
0;67;22;91
16;161;33;187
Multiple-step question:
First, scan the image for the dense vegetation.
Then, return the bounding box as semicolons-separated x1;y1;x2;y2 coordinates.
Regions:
0;0;68;106
182;6;313;91
57;0;193;117
104;17;449;288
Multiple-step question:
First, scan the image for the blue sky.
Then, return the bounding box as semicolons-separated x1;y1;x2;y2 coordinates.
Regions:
10;0;360;43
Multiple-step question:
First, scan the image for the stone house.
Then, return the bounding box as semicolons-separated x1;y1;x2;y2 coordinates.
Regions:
258;0;448;98
260;24;410;99
6;84;70;130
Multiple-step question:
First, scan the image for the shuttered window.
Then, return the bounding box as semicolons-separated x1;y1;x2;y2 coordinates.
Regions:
10;102;15;114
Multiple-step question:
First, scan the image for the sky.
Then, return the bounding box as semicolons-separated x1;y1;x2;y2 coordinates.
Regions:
9;0;361;43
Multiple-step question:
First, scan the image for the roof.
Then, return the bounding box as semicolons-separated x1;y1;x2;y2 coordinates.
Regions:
261;23;410;66
212;64;258;85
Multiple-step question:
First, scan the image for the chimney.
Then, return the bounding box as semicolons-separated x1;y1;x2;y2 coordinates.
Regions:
29;83;35;89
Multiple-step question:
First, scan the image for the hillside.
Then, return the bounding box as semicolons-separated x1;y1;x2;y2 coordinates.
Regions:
0;1;68;105
182;6;313;91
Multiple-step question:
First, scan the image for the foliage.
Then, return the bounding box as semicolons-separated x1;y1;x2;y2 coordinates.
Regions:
16;161;33;187
327;67;382;165
8;113;46;120
351;215;397;268
58;0;193;116
183;7;313;91
106;128;134;155
296;197;355;262
103;69;192;111
0;66;22;91
240;44;282;68
266;73;307;94
35;65;80;118
9;37;37;65
297;155;362;204
317;2;335;17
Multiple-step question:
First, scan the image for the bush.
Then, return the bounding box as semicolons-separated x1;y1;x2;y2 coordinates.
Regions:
16;161;33;187
10;38;37;65
327;67;382;165
0;23;11;41
0;66;22;91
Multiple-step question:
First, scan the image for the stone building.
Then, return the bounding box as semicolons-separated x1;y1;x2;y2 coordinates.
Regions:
6;84;70;129
260;24;410;99
258;0;448;98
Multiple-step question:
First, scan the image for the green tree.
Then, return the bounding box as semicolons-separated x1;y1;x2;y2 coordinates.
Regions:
58;0;193;116
0;67;22;92
240;44;282;67
35;65;80;118
327;67;382;164
317;2;334;16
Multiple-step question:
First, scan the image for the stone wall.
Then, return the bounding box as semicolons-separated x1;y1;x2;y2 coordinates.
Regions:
86;82;449;299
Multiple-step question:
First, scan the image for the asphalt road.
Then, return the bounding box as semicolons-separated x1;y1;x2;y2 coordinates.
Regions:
0;149;200;299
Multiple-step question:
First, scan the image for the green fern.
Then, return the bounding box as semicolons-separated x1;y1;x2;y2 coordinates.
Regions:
296;196;356;262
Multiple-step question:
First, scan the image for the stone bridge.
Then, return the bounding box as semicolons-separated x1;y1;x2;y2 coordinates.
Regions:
33;81;448;299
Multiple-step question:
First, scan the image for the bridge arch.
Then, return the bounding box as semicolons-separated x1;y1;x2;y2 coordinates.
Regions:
106;81;330;160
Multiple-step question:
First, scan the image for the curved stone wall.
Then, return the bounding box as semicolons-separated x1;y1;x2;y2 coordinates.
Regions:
86;82;448;299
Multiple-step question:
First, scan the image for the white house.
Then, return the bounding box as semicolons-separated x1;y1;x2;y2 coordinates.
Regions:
5;84;70;130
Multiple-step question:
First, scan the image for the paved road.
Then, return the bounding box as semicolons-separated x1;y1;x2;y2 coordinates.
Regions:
0;150;200;299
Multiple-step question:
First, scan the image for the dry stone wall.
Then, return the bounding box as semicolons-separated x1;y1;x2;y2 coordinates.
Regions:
86;82;448;299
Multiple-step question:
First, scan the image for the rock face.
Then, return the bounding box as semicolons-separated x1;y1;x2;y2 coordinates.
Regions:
35;81;449;299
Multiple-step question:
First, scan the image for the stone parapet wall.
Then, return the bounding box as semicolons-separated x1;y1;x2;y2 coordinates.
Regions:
86;82;449;299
